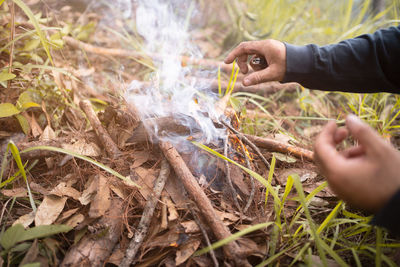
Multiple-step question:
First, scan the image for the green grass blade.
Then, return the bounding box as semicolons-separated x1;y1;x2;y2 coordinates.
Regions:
194;222;273;256
13;0;53;65
317;201;343;234
7;141;36;212
20;145;139;187
264;155;276;207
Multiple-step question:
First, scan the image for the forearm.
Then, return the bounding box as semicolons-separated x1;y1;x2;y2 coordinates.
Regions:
283;26;400;93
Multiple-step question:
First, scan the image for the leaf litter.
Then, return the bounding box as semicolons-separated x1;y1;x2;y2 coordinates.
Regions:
0;0;399;266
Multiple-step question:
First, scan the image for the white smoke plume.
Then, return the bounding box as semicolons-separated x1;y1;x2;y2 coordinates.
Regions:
124;0;225;149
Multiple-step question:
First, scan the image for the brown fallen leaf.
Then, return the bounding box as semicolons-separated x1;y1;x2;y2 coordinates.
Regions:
89;175;111;218
278;168;317;185
132;150;150;168
1;187;27;198
35;195;67;225
65;213;85;228
13;211;35;228
133;167;157;200
175;239;201;265
166;196;179;222
41;125;56;141
50;182;81;200
79;176;97;205
62;139;101;157
230;165;250;196
56;208;80;223
181;221;200;234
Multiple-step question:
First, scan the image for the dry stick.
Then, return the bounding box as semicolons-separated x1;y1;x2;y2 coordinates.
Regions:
63;36;232;72
191;209;219;267
160;141;250;267
238;140;255;213
120;158;171;267
223;135;242;212
79;100;121;158
244;134;314;162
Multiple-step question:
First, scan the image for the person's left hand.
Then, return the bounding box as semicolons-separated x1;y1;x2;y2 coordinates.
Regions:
314;114;400;212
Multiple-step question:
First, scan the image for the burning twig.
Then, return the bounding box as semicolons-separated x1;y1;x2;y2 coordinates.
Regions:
224;136;242;212
222;122;275;179
120;158;170;267
79;100;121;158
159;141;250;266
244;134;314;161
63;36;232;72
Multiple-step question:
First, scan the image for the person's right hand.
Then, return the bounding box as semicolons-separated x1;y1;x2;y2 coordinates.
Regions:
224;39;286;86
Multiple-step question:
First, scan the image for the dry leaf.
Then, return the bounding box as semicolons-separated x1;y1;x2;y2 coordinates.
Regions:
89;175;111;218
50;182;81;200
166;196;178;222
230;165;250;196
133;167;157;200
65;213;85;228
132;150;150;168
27;113;43;137
175;239;201;265
35;195;67;225
1;188;27;198
62;139;101;157
13;211;35;228
110;184;128;199
181;221;200;234
79;176;97;205
40;125;56;141
56;208;80;223
278;168;317;185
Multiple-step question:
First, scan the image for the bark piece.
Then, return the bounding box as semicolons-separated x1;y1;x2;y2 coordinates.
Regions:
61;199;123;267
160;142;250;266
244;134;314;161
80;99;120;158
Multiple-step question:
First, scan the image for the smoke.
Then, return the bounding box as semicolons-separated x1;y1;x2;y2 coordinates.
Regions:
124;0;225;149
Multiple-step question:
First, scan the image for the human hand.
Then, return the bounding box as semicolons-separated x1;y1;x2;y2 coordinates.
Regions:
314;114;400;212
224;39;286;86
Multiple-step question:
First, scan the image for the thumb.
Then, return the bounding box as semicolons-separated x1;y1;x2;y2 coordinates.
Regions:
345;114;385;154
243;68;274;86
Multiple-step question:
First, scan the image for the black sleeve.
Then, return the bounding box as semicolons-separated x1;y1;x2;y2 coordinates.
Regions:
282;25;400;93
370;190;400;236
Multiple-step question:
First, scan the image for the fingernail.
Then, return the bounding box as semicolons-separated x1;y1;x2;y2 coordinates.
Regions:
346;114;363;127
243;78;250;86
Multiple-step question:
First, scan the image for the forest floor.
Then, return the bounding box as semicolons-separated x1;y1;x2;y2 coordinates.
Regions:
1;1;400;266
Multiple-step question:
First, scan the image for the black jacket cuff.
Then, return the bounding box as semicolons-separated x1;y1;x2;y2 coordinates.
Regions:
370;189;400;236
282;43;314;84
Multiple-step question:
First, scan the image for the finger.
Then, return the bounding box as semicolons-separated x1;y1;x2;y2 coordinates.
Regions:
224;41;264;64
345;114;386;155
340;146;365;158
237;54;249;74
334;127;348;144
314;121;343;172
